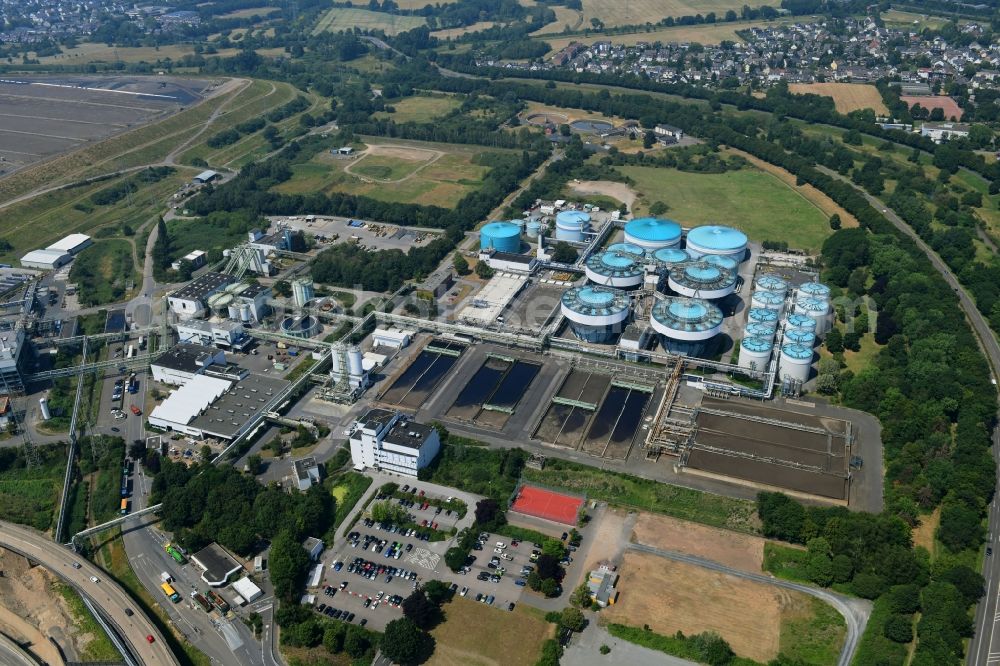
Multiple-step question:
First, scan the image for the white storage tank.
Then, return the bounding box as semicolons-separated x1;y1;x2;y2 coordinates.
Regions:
779;343;813;382
292;277;315;308
685;225;748;262
785;313;817;333
239;303;252;322
348;347;364;376
739;337;773;371
585;249;645;289
331;346;342;376
748;307;779;325
555;211;590;242
624;217;683;250
745;320;777;340
798;282;831;300
754;274;788;294
701;254;739;272
561;285;631;343
39;397;51;421
784;328;816;347
794;297;831;333
525;220;542;239
751;290;785;311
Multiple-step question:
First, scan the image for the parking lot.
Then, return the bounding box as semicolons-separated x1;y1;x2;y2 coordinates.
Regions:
310;479;539;630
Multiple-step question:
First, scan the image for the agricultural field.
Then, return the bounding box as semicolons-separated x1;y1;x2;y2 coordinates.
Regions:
273;139;504;208
432;21;498;39
312;7;426;36
69;240;140;306
880;9;951;30
537;17;796;52
427;597;554;666
618;164;832;251
532;6;583;34
579;0;770;27
601;552;845;663
32;42;240;64
218;6;280;18
788;83;889;115
374;95;461;124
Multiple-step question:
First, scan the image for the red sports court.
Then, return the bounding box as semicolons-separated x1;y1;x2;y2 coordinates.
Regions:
510;485;583;525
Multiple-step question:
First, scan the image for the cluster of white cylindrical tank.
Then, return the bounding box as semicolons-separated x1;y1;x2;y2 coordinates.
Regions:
738;336;773;371
331;345;365;380
794;296;831;334
751;290;785;311
754;274;787;294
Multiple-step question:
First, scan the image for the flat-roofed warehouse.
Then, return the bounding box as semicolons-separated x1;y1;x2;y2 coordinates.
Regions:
20;249;71;270
46;233;93;255
191;543;242;587
685;397;852;501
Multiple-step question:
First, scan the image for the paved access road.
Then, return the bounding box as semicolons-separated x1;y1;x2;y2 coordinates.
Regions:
0;520;178;666
817;167;1000;666
626;543;869;666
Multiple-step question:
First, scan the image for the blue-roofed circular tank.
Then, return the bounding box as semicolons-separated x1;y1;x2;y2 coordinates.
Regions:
701;254;738;272
555;211;590;242
625;217;683;250
652;247;690;267
525;220;542;239
607;242;646;256
751;290;785;311
651;297;723;356
785;328;816;347
480;221;521;252
798;282;831;299
754;274;788;293
748;307;779;324
667;261;737;299
746;321;777;339
780;343;814;382
585;249;644;288
785;313;817;332
561;285;631;343
685;225;748;262
739;336;773;370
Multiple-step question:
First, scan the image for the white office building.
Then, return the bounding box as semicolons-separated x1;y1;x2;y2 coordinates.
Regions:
348;409;441;477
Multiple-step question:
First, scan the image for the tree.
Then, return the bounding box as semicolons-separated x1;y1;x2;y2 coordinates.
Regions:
649;200;669;216
826;328;844;353
452;252;469;275
246;454;263;475
828;213;842;231
381;618;435;665
570;583;593;609
884;614;914;643
344;625;369;657
200;444;213;462
541;577;559;597
323;623;345;653
807;552;834;586
370;500;408;524
542;539;566;560
535;554;561;581
527;571;542;591
270;530;309;601
128;439;146;460
402;589;441;630
273;279;292;298
474;498;502;528
559;607;587;632
938;501;984;551
831;554;854;583
643;130;655;149
551;242;577;263
475;261;494;279
422;580;451;606
445;547;467;572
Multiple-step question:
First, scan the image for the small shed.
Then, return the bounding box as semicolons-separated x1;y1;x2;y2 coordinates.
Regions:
193;170;220;184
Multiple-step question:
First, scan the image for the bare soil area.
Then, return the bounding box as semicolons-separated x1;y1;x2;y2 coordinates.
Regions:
569;180;637;210
631;512;765;573
601;552;788;662
0;547;92;663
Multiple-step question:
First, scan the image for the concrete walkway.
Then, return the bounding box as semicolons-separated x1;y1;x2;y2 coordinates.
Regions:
563;622;696;666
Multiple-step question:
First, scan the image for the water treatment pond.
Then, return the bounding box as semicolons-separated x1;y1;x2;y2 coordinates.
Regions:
381;341;465;409
448;357;540;428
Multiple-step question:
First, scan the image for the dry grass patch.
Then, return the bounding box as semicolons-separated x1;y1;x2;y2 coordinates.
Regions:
539;17;796;52
788;83;889;115
313;7;426;35
532;6;583;34
631;512;765;573
912;507;941;558
427;597;554;666
580;0;770;26
603;552;787;661
433;21;498;38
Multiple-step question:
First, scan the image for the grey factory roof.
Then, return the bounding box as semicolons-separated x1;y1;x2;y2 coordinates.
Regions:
152;344;221;374
170;272;233;301
357;408;397;433
384;421;435;450
189;373;290;439
490;251;535;265
191;543;242;586
294;457;319;482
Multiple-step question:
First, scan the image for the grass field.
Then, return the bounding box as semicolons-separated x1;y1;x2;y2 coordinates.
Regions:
618;164;832;251
579;0;770;26
57;583;120;661
432;21;498;38
69;240;139;306
312;7;426;35
373;95;462;123
780;595;847;664
219;6;280;18
537;18;797;52
788;83;889;115
880;8;951;30
33;42;241;64
427;597;553;666
273;139;500;208
532;6;583;34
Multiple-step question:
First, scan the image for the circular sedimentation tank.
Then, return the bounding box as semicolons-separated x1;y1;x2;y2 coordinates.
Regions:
798;282;831;299
651;247;691;269
751;290;785;311
685;225;748;261
280;315;321;339
779;343;814;382
785;313;817;332
785;328;816;347
570;119;614;133
555;211;590;242
754;274;788;294
624;217;683;250
585;250;644;289
651;297;723;355
480;221;522;253
606;242;646;256
561;285;631;344
701;254;739;272
748;307;779;324
668;261;737;300
739;336;773;370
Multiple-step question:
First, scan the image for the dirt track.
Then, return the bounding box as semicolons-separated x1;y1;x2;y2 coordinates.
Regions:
344;143;444;183
631;512;764;573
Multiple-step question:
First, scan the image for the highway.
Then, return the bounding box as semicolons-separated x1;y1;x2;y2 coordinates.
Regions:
0;520;178;666
626;543;870;666
816;168;1000;666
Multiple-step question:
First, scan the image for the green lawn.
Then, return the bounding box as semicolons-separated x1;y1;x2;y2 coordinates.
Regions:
312;7;426;35
373;95;461;123
780;596;846;665
619;165;831;252
69;240;138;306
